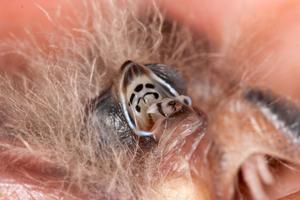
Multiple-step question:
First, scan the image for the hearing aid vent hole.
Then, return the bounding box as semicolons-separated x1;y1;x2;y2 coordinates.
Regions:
135;105;141;112
129;93;135;104
145;83;155;89
134;84;143;92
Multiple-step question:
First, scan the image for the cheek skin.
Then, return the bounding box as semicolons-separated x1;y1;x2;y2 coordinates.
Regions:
0;1;100;40
0;1;78;73
0;1;55;39
160;0;300;100
2;1;300;199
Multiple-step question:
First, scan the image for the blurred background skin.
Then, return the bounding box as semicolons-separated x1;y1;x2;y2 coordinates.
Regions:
160;0;300;101
1;0;300;101
0;1;300;199
1;0;59;39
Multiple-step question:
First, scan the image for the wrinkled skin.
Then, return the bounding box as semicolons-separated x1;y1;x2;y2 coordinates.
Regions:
1;1;300;200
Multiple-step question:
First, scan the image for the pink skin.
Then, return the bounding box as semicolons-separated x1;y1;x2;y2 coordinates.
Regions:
159;0;300;100
0;0;81;39
158;2;300;197
1;1;300;199
2;0;300;99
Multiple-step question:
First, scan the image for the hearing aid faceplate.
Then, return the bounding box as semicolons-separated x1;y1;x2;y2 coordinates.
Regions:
118;60;192;137
88;60;192;146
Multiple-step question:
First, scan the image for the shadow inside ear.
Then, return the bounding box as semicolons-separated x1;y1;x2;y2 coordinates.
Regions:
87;87;157;150
86;88;138;147
145;63;188;95
120;60;136;72
243;88;300;139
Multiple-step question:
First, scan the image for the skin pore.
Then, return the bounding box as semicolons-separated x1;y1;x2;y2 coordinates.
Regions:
1;1;300;199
